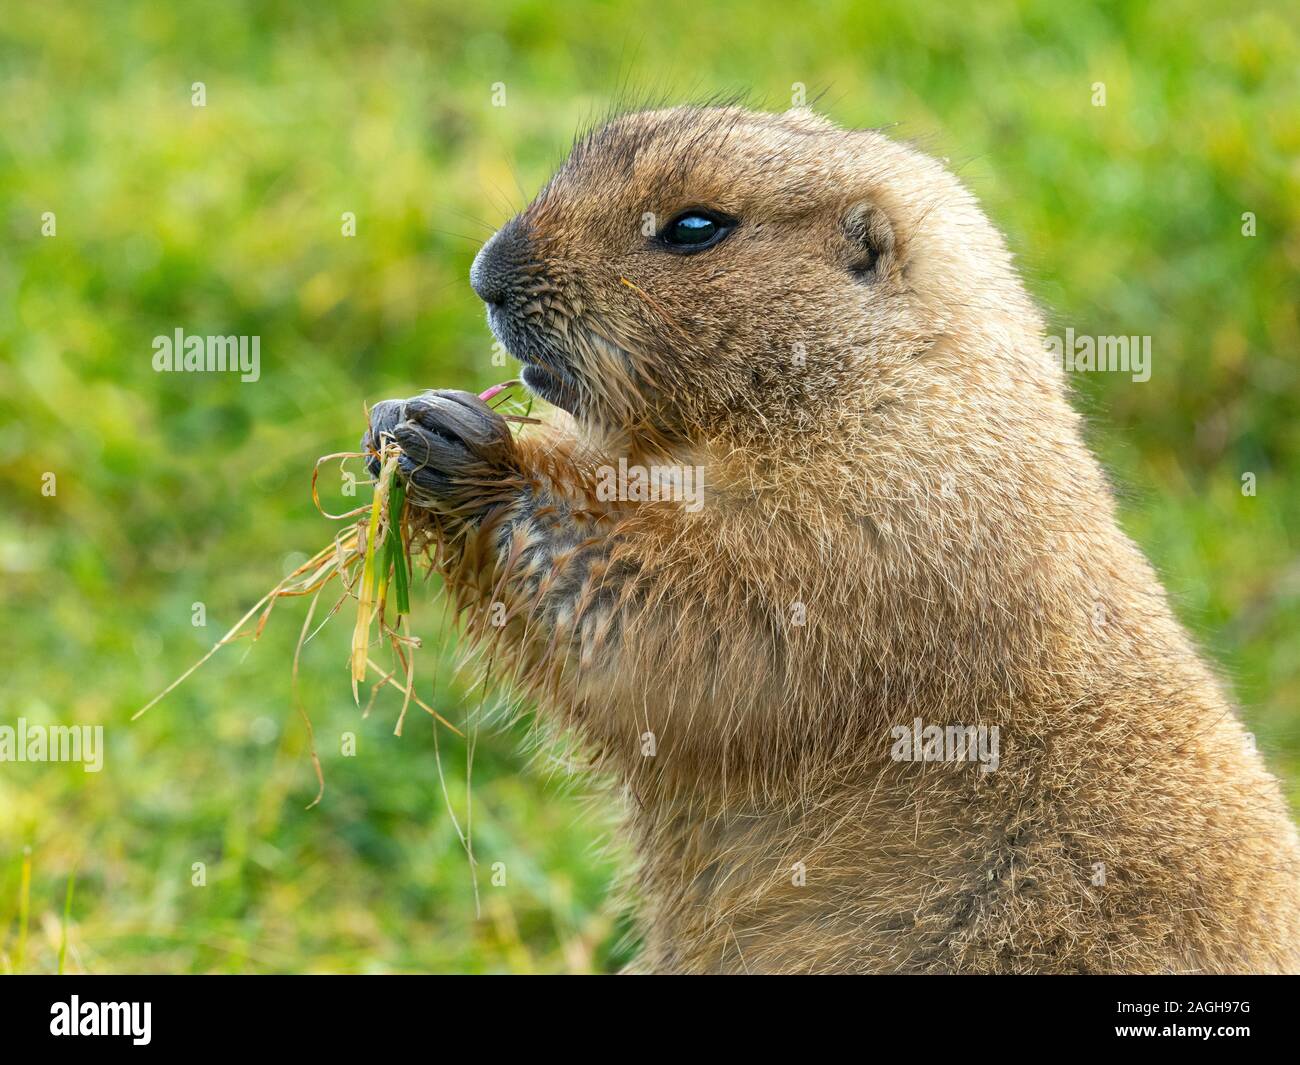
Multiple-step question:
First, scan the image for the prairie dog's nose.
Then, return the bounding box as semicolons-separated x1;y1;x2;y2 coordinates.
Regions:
470;217;527;306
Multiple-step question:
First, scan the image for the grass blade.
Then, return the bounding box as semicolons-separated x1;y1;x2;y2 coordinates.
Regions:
388;478;410;615
58;868;77;975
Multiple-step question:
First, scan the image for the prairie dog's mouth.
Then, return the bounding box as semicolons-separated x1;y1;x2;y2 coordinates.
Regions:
519;361;581;414
486;304;582;415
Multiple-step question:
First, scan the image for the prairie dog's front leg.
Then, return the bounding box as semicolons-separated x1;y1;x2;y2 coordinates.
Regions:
363;390;635;700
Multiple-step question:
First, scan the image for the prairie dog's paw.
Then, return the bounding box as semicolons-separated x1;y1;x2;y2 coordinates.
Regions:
364;389;518;504
362;398;407;478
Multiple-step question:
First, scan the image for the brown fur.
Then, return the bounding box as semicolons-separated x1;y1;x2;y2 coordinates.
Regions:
397;106;1300;973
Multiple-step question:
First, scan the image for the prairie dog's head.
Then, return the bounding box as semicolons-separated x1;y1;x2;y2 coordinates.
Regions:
471;105;1041;445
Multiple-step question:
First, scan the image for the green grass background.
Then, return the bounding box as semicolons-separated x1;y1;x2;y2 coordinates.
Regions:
1;0;1297;972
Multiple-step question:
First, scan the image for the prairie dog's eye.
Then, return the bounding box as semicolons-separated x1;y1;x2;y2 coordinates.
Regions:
658;210;734;252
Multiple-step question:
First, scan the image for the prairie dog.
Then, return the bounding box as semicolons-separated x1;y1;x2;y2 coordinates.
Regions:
366;106;1300;973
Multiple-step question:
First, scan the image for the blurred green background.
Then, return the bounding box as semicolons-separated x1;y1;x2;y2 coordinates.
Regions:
1;0;1297;973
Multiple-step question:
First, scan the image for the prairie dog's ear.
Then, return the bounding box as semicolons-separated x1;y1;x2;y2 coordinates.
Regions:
840;201;897;282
